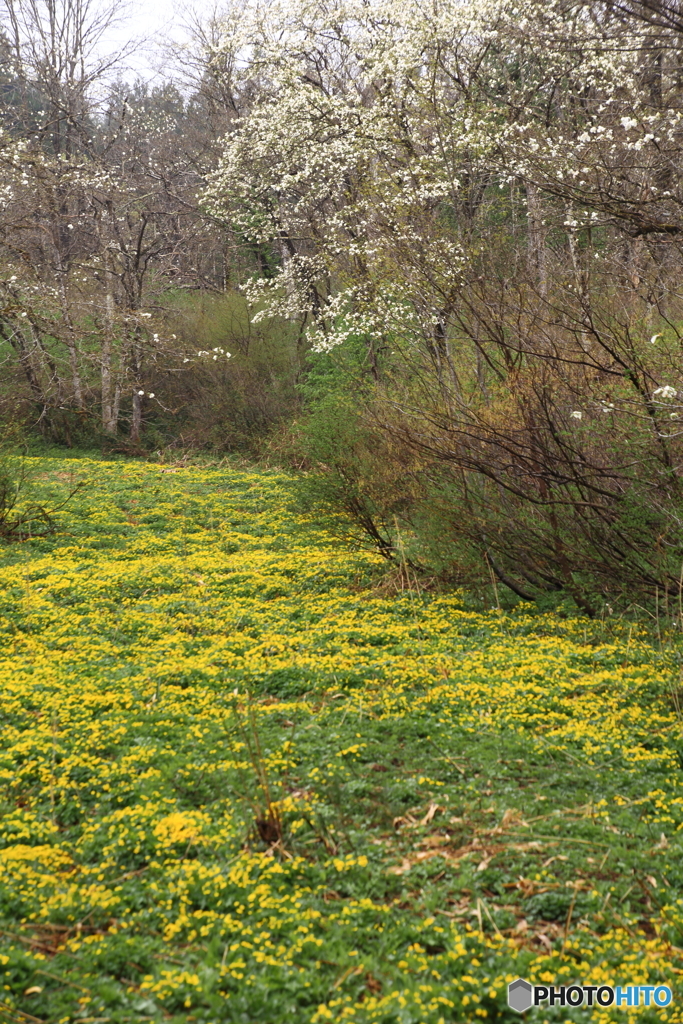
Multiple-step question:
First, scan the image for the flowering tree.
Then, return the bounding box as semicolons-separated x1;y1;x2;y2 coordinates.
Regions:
0;0;231;440
204;0;683;606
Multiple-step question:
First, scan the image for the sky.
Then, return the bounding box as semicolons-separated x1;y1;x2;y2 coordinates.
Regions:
100;0;220;82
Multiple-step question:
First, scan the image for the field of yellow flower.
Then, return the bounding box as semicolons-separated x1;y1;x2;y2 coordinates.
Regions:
1;455;682;1023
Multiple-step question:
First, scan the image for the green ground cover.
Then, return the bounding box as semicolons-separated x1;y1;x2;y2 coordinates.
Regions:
0;456;682;1023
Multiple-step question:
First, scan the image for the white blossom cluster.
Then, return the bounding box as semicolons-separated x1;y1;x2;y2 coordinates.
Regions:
203;0;495;352
203;0;683;358
183;348;232;364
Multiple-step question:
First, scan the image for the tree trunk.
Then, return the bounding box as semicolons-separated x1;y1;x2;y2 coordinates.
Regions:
525;182;548;296
1;322;45;404
129;337;143;442
57;273;84;409
130;389;142;442
101;250;117;434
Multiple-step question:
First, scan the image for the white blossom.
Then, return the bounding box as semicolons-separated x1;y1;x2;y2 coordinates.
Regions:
653;386;677;400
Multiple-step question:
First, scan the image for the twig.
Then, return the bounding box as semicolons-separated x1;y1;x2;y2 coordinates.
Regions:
563;888;578;949
427;738;466;775
484;552;501;611
478;896;503;938
34;969;89;993
506;832;611;848
0;1001;46;1024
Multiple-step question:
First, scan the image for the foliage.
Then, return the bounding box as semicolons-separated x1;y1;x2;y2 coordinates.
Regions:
0;436;81;540
0;455;682;1022
0;0;244;442
291;350;404;559
152;291;302;454
202;0;683;606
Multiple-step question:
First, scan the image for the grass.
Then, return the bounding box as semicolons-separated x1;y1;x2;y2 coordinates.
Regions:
0;454;682;1023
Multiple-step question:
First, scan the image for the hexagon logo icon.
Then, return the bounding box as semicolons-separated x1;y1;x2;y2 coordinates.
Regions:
508;977;533;1013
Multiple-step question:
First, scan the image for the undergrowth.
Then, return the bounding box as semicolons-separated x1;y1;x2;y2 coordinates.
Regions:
0;456;681;1022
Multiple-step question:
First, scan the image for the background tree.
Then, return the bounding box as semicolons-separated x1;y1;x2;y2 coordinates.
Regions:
203;0;683;610
2;0;683;608
0;0;234;440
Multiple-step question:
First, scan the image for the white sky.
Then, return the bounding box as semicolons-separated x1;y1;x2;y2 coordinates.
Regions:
103;0;219;82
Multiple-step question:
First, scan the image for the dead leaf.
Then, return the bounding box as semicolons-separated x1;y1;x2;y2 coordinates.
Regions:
501;808;528;828
541;854;568;867
332;965;363;990
420;834;450;849
393;814;417;831
508;876;559;897
387;858;413;875
420;802;441;825
414;850;440;862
